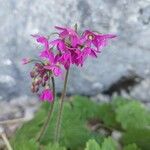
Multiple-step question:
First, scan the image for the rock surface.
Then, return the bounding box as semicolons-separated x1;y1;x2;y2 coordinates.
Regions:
0;0;150;101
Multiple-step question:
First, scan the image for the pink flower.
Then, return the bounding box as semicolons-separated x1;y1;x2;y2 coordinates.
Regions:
55;26;81;47
44;65;62;76
31;34;49;51
40;51;62;76
32;34;63;76
74;47;98;66
24;25;117;104
40;49;55;63
50;39;66;52
22;58;31;64
81;30;116;51
58;52;72;69
40;89;53;102
67;48;81;66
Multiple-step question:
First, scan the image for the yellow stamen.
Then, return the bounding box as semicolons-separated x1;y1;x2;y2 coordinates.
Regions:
88;35;94;40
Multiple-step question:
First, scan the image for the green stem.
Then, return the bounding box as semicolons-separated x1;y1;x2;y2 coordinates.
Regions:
36;77;55;142
55;69;69;142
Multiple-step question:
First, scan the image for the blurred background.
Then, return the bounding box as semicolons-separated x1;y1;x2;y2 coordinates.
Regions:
0;0;150;149
0;0;150;117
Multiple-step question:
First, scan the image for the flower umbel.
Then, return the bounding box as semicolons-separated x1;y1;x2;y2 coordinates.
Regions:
23;24;116;143
23;26;116;101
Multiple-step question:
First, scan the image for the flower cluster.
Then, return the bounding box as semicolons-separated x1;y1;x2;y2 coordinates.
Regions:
23;26;116;102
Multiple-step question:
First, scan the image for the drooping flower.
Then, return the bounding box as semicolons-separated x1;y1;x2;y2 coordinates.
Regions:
58;52;72;69
76;47;98;66
69;48;81;66
81;30;116;51
39;49;55;63
50;39;66;52
40;50;62;76
22;58;31;64
39;89;53;102
55;26;81;47
31;34;50;53
36;39;61;76
44;64;62;76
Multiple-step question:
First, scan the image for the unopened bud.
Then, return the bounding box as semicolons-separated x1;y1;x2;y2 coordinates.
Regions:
35;78;42;85
31;84;39;93
31;85;35;93
34;86;39;93
35;63;43;69
30;71;35;78
42;80;46;87
22;58;31;65
39;70;46;77
43;74;49;81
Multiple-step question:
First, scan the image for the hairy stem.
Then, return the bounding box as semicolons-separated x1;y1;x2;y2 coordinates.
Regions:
36;77;55;142
55;69;69;142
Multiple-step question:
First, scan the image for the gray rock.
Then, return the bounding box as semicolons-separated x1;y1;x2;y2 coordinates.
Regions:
130;78;150;102
0;0;150;101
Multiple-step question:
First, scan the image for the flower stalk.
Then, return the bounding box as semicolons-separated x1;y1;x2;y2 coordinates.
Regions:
55;69;69;142
36;76;55;142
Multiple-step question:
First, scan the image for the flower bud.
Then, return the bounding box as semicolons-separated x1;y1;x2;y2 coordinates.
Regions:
39;69;46;78
35;78;42;85
42;80;46;87
38;79;42;85
31;84;39;93
43;74;49;81
30;71;35;78
22;58;31;65
31;85;35;93
35;63;43;69
34;86;39;93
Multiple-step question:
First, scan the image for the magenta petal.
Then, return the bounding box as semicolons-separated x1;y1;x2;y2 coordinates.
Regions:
90;50;98;58
39;50;55;63
100;34;117;39
58;42;65;51
58;53;72;69
40;89;53;102
44;65;62;76
49;39;59;45
31;34;47;43
44;65;52;70
55;26;66;31
21;58;31;65
71;36;77;47
50;39;66;51
55;26;68;38
31;34;49;51
53;66;62;76
39;50;49;58
54;54;61;63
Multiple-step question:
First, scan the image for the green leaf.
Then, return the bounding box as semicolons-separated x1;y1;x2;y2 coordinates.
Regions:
116;101;149;129
111;97;129;109
101;137;118;150
72;96;101;119
98;103;119;128
45;143;66;150
41;97;104;149
123;143;141;150
85;139;101;150
11;96;104;150
11;96;150;150
122;128;150;150
12;139;39;150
